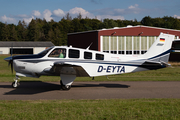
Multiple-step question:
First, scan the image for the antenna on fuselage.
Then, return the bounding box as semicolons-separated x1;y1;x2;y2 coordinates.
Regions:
86;42;93;50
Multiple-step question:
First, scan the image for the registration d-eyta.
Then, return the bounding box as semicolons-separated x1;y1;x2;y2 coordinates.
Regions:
4;33;174;90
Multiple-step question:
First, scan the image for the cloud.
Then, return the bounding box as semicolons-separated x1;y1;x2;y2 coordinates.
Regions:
0;15;16;24
128;4;138;9
43;9;53;21
93;4;142;18
96;15;124;20
127;4;141;14
174;15;180;19
32;10;41;17
0;5;144;24
53;9;65;17
16;14;29;18
23;16;34;24
69;7;94;18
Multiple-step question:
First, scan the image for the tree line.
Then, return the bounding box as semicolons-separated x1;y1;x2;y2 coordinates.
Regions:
0;15;180;46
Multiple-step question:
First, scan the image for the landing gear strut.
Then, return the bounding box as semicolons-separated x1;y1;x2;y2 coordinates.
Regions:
12;76;20;88
60;80;71;90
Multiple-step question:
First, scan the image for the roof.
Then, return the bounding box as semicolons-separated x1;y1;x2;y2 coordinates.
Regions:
68;25;180;35
0;41;54;47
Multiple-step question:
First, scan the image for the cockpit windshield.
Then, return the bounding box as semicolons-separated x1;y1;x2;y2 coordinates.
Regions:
48;48;66;58
38;46;54;57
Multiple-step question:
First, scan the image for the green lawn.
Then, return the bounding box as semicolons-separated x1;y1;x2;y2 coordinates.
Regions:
0;99;180;120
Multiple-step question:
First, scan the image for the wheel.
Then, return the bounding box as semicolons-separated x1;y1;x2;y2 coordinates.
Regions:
60;80;71;90
61;85;71;90
12;81;20;88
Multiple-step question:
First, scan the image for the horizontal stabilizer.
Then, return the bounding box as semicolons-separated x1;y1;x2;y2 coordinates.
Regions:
140;60;170;70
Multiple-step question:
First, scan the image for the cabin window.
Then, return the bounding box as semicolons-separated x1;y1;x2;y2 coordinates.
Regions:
96;53;104;60
84;52;92;59
48;48;66;58
69;49;80;58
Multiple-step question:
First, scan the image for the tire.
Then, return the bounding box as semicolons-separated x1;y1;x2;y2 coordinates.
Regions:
61;85;71;90
12;81;19;88
60;80;71;90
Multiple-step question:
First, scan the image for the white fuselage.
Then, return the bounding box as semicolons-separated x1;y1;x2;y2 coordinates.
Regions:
13;46;148;78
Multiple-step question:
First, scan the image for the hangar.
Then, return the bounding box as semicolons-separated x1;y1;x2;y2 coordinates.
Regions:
0;41;54;54
68;25;180;61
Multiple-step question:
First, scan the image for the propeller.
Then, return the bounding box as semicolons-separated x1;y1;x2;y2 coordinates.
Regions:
8;57;13;73
4;45;14;73
8;44;14;73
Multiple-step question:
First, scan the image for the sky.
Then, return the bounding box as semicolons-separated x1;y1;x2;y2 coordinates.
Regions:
0;0;180;25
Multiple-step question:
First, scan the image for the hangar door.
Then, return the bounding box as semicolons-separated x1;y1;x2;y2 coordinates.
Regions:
10;48;33;54
101;36;157;55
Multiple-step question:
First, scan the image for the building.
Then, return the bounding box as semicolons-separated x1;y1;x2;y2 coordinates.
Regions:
0;41;54;54
68;25;180;61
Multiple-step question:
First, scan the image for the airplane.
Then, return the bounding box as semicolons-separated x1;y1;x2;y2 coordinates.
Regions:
4;33;174;90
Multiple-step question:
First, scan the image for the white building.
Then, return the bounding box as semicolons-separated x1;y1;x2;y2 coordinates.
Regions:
0;41;54;54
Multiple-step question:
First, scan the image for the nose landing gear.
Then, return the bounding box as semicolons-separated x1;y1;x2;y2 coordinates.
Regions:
12;76;20;88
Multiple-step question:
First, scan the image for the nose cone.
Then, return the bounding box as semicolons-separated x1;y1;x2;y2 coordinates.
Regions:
4;56;13;62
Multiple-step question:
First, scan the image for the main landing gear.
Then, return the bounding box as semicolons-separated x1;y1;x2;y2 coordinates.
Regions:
60;67;76;91
12;76;20;88
60;80;71;90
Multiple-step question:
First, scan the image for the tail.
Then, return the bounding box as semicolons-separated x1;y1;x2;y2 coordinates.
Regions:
142;33;175;63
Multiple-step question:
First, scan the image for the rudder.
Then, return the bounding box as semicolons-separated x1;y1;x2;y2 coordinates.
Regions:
142;33;175;63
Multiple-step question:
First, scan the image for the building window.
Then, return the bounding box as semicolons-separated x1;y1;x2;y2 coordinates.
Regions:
84;52;92;59
69;49;80;58
118;36;125;54
111;36;117;54
103;36;109;53
101;36;157;55
96;53;104;60
126;36;132;54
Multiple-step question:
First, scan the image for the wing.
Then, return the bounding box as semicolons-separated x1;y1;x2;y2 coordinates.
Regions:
43;61;90;77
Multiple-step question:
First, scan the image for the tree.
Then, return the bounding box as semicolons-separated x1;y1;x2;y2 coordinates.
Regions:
0;22;5;41
102;19;118;28
9;25;18;41
141;16;153;26
17;20;27;41
1;23;10;41
54;27;63;45
64;13;72;21
77;13;82;20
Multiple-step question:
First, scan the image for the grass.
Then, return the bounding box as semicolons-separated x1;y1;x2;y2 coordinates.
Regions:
1;55;180;120
0;99;180;120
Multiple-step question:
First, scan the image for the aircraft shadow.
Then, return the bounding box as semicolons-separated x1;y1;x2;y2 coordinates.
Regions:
3;81;60;95
2;81;130;95
72;83;130;88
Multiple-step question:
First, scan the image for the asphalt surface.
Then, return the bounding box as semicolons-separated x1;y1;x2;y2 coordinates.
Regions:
0;81;180;100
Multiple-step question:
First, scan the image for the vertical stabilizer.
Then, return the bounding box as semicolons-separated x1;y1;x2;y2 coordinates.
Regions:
142;33;174;63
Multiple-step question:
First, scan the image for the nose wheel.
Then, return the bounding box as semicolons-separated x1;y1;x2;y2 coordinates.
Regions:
12;76;20;88
60;80;71;90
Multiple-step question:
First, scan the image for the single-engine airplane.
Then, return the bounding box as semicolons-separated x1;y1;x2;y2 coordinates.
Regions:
4;33;174;90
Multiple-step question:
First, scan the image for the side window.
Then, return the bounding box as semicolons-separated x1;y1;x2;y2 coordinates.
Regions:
96;53;104;60
69;49;80;58
84;52;92;59
48;48;66;58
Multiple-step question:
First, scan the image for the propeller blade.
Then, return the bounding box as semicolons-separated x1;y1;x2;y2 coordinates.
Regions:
7;57;13;73
8;60;13;73
11;61;13;73
10;44;13;73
